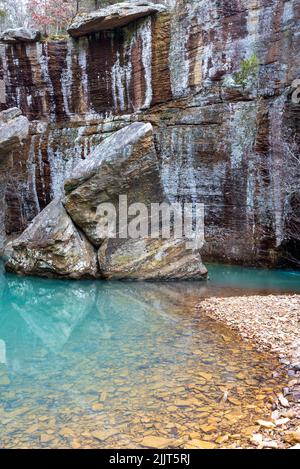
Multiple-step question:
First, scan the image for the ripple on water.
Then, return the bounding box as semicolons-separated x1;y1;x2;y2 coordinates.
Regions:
0;268;285;449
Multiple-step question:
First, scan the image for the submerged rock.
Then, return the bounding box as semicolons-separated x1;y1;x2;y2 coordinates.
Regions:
0;28;41;44
68;1;166;37
140;435;175;448
5;198;99;279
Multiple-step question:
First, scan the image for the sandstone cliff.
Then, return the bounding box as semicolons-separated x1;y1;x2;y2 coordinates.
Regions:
0;0;299;267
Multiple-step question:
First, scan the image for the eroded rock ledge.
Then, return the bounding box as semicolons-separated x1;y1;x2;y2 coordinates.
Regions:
5;122;207;280
68;1;167;37
0;28;41;44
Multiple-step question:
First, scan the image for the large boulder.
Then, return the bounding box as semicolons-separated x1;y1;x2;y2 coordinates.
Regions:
5;199;99;279
68;1;166;37
64;121;207;280
0;28;41;44
64;122;164;247
6;122;207;281
99;238;208;281
0;108;29;253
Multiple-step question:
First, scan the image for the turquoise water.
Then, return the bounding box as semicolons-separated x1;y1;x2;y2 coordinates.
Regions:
0;262;298;448
206;263;300;294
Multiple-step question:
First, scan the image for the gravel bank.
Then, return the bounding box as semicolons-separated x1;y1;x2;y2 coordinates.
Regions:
197;295;300;362
197;295;300;449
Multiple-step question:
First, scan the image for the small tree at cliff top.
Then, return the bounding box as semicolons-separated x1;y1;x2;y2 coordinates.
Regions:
28;0;75;36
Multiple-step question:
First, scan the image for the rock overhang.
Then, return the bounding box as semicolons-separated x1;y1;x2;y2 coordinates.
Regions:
0;28;41;44
68;1;167;38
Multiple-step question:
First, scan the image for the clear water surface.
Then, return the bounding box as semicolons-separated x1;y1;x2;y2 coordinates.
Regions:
0;262;299;448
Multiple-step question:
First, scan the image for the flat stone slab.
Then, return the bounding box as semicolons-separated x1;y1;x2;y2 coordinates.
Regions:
0;28;41;44
68;1;167;37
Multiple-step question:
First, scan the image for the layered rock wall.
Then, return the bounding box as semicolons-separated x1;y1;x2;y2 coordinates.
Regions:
1;0;300;266
0;108;29;252
6;123;207;280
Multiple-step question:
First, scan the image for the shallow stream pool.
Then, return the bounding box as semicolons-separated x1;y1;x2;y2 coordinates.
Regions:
0;263;299;448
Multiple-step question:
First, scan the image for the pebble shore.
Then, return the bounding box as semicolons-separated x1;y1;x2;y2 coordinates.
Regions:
197;295;300;449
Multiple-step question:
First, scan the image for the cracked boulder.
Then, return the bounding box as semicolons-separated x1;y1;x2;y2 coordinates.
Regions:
68;1;167;37
64;122;207;280
5;199;99;279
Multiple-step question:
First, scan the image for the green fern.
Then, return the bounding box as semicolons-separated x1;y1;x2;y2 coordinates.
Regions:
234;54;259;88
